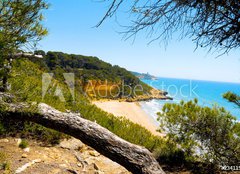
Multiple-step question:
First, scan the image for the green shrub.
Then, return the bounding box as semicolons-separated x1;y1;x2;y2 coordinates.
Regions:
1;162;10;171
0;151;7;163
158;99;240;168
0;122;5;135
0;151;11;173
19;139;28;149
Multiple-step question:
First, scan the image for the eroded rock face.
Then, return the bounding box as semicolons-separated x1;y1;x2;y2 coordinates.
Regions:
125;89;173;102
0;137;131;174
58;138;84;150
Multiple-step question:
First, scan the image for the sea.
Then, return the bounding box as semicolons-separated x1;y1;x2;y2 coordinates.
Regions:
139;77;240;125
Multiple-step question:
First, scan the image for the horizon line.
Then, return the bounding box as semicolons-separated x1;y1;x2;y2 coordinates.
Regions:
154;76;240;84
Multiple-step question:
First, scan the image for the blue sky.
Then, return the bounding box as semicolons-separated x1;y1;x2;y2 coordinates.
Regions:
39;0;240;83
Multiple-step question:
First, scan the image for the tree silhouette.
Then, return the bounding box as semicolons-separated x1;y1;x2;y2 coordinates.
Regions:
223;91;240;108
98;0;240;54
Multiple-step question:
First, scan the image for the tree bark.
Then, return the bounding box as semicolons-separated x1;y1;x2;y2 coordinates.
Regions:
3;102;165;174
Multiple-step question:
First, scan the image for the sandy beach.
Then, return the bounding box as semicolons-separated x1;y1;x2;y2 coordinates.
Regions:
93;100;162;136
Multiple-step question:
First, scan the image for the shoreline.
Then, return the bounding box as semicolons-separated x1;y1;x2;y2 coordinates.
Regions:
90;88;173;102
93;100;164;136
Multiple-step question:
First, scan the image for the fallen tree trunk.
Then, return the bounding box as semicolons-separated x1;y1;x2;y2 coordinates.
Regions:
3;102;165;174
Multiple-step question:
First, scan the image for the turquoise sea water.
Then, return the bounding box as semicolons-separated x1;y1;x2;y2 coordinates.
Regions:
140;77;240;123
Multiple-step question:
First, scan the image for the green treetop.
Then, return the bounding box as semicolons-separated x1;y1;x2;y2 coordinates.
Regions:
0;0;48;91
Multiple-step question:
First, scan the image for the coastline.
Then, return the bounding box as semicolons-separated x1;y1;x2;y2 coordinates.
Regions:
125;88;173;102
93;100;164;136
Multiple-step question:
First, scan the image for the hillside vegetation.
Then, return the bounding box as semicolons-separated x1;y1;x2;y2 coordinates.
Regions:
0;56;164;151
33;51;153;99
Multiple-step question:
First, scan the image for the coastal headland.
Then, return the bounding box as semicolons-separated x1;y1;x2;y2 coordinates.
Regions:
125;88;173;102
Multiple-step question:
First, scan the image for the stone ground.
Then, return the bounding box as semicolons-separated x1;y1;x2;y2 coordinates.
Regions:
0;137;130;174
1;138;235;174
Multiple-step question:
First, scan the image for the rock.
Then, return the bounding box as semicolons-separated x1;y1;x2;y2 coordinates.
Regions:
85;146;93;151
51;169;61;174
34;159;42;163
67;169;79;174
16;138;22;145
59;138;84;150
59;164;68;168
87;163;100;171
74;151;88;170
15;159;42;173
22;154;28;158
85;163;99;174
93;163;99;170
0;138;9;143
23;147;30;152
89;151;100;157
85;157;95;166
44;147;50;151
